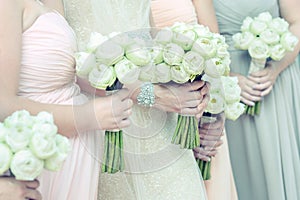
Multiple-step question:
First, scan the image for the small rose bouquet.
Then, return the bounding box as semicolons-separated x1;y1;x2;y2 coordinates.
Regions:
0;110;71;181
232;12;299;115
197;74;244;180
75;32;151;173
149;22;231;149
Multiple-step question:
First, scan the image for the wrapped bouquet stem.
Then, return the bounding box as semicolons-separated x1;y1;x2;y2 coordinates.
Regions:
245;58;266;115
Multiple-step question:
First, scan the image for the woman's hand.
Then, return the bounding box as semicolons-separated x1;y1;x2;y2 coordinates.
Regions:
154;81;210;118
193;114;225;161
94;89;133;130
231;72;262;106
0;178;42;200
248;61;281;97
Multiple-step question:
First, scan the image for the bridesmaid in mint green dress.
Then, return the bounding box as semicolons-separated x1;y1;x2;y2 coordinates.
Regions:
213;0;300;199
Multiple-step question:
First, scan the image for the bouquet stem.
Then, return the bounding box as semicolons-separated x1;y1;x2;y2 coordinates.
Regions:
196;159;211;180
101;130;124;173
245;58;265;116
171;115;200;149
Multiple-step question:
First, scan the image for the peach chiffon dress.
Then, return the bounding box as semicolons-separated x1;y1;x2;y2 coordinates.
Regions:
19;12;101;200
151;1;238;200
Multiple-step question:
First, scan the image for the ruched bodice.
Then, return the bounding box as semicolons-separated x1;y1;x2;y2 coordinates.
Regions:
19;12;80;104
19;12;101;200
214;0;279;51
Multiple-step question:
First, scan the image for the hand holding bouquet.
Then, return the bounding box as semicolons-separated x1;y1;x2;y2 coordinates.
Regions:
232;12;298;115
75;32;151;173
151;22;231;149
0;110;71;180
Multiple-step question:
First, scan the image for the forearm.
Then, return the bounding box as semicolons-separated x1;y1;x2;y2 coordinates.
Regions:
76;76;106;97
0;95;96;137
192;0;219;33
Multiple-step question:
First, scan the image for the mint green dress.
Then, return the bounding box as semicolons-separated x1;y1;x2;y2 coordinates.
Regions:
213;0;300;199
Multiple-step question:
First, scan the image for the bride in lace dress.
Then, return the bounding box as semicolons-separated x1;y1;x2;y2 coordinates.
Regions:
63;0;208;199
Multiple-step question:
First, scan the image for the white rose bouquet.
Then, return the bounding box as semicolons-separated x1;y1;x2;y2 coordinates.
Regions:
149;22;231;150
232;12;298;115
0;110;71;181
197;74;244;180
75;32;152;173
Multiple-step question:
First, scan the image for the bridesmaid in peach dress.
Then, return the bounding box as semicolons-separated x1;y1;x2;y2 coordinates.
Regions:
0;0;134;199
151;1;238;200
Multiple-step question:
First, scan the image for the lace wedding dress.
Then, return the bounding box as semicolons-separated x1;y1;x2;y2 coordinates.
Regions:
64;0;207;199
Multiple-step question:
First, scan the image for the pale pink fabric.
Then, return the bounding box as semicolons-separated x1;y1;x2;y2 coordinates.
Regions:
20;12;101;200
151;1;238;199
151;0;197;28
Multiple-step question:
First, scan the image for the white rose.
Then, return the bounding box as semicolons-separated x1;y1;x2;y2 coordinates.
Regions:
225;102;245;121
95;40;124;66
192;38;217;58
270;44;286;61
163;43;185;65
151;45;164;64
241;17;254;32
201;74;223;93
0;143;12;175
6;127;32;152
139;62;156;82
221;76;241;104
248;39;270;59
110;33;134;49
45;134;71;171
35;111;54;124
260;29;280;45
172;29;197;51
75;52;96;78
0;123;9;142
170;65;190;84
193;24;213;39
10;149;44;181
216;44;230;59
126;44;152;66
250;19;268;35
114;58;140;84
205;92;225;114
30;132;57;159
4;110;34;129
86;32;108;52
280;32;299;52
182;51;205;75
155;28;173;45
269;17;289;35
204;58;227;78
232;32;255;50
256;12;273;23
88;64;116;90
153;63;171;83
212;34;226;46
